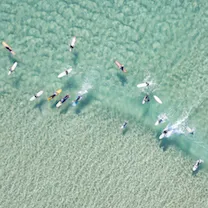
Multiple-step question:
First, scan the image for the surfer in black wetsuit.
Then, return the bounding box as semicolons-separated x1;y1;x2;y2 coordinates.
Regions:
120;65;125;72
144;95;150;103
121;121;128;129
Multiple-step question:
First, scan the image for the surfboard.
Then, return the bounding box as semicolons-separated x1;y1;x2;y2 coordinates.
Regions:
137;82;149;88
69;36;76;51
153;95;162;104
114;60;127;73
58;68;72;78
2;41;15;55
159;133;165;140
30;90;44;101
142;98;146;104
155;120;160;126
47;89;62;101
72;101;77;107
56;101;62;108
8;62;17;75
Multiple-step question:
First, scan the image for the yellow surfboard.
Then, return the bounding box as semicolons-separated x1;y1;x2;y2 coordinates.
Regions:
2;41;15;55
48;89;62;101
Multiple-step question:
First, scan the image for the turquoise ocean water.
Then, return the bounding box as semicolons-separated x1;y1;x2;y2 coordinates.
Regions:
1;0;208;207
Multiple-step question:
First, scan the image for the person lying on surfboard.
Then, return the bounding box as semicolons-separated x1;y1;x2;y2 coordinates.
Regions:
114;60;127;72
73;95;82;106
186;126;195;135
69;36;76;51
121;121;128;129
142;94;150;104
2;42;15;55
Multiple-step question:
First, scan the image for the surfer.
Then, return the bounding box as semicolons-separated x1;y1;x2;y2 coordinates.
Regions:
61;95;70;103
120;65;125;72
186;126;195;135
144;95;150;102
158;119;163;124
146;82;150;86
114;60;127;72
2;42;15;55
193;159;204;172
69;36;76;51
121;121;128;129
51;92;58;99
155;114;168;126
163;130;167;134
74;95;82;104
142;94;150;104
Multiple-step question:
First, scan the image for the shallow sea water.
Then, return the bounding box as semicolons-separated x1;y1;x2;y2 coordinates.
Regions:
0;0;208;207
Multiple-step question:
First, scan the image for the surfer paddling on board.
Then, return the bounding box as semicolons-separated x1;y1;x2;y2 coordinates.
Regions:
121;121;128;129
114;60;127;73
142;94;150;104
2;42;15;55
73;95;82;106
69;36;76;51
186;126;195;135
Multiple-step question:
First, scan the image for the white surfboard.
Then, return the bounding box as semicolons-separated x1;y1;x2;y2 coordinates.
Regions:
69;36;76;51
142;98;145;104
153;95;162;104
56;101;62;108
30;90;44;101
8;62;17;75
137;82;149;88
58;68;72;78
155;120;160;126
